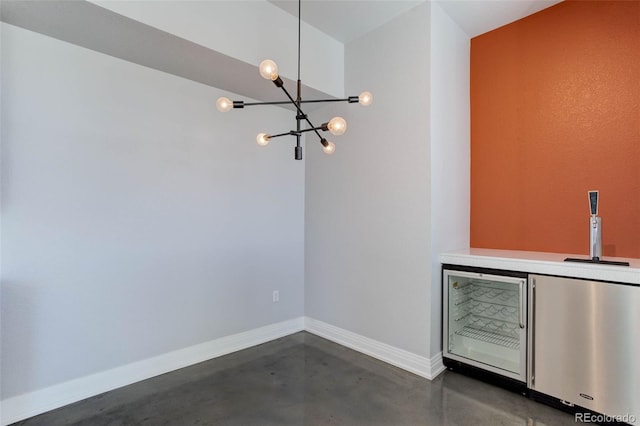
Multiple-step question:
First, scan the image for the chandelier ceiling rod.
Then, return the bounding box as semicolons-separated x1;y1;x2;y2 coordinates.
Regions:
216;0;373;160
297;0;301;82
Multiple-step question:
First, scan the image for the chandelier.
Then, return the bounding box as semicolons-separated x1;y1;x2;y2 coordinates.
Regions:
215;0;372;160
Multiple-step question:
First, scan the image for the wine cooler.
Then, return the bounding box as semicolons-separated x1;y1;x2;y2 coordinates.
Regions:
443;266;528;389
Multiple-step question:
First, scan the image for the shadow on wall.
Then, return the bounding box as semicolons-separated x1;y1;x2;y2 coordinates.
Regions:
1;280;37;399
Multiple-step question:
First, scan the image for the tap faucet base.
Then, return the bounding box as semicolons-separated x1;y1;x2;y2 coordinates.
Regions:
590;216;602;261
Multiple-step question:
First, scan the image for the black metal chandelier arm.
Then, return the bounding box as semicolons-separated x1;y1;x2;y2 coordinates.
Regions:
238;100;293;107
278;84;305;115
299;96;360;104
268;131;297;139
305;119;325;140
266;125;325;140
275;83;326;141
233;97;358;108
297;126;326;134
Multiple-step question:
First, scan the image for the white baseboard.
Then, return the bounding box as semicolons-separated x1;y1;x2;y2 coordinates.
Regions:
0;317;304;426
304;317;446;380
1;316;445;425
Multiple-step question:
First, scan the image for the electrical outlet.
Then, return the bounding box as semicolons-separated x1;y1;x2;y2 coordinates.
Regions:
273;290;279;303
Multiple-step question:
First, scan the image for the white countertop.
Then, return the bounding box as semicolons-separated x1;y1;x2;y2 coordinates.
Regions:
440;248;640;285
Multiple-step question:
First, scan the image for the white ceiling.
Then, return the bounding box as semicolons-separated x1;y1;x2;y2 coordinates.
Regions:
269;0;423;43
437;0;563;38
269;0;563;42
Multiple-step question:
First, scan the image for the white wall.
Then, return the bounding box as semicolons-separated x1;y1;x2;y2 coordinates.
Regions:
0;23;304;399
429;3;470;357
304;3;432;357
1;0;472;412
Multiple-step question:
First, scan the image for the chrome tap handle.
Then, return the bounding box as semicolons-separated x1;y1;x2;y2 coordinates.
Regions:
588;190;601;261
588;190;598;216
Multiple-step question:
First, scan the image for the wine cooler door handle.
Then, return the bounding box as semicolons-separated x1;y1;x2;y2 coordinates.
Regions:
519;280;525;328
530;278;536;386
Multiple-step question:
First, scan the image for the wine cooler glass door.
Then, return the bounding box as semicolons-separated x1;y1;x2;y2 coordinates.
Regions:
444;270;527;382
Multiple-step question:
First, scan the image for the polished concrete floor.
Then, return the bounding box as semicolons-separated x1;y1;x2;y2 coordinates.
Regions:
14;332;575;425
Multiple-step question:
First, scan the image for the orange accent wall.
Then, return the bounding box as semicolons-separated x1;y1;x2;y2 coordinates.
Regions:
470;0;640;258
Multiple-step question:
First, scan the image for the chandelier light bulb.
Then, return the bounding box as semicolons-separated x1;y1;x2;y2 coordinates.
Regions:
259;59;279;81
256;133;270;146
358;91;373;106
216;97;233;112
327;117;347;136
322;141;336;155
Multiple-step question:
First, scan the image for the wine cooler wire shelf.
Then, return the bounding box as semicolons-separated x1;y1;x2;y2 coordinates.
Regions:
453;285;518;306
456;326;520;349
453;301;518;317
